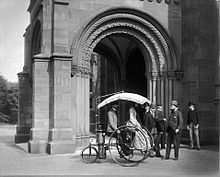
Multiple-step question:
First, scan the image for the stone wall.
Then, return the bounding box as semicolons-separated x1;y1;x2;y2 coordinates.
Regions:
181;0;219;145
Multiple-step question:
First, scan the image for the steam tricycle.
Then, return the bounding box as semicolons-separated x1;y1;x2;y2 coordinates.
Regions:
81;92;154;167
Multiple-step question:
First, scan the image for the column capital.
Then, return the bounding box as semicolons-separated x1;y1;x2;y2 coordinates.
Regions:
167;71;175;79
151;72;159;80
174;70;184;81
159;71;166;79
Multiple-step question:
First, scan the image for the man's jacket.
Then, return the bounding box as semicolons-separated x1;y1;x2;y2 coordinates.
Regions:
154;110;166;133
167;109;183;132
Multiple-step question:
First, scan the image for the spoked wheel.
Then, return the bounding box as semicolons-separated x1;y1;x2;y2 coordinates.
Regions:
81;145;98;163
141;126;155;159
108;125;148;167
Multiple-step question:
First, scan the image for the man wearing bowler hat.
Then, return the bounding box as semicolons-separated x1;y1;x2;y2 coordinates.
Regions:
165;100;183;161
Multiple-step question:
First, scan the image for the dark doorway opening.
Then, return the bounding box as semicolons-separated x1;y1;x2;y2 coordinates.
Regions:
126;48;147;97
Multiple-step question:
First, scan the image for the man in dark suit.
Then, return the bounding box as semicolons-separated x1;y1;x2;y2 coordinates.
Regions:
187;102;200;150
156;103;166;149
165;100;183;161
143;103;154;132
143;103;155;157
154;103;166;158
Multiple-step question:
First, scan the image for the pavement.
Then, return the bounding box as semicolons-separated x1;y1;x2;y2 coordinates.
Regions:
0;125;219;177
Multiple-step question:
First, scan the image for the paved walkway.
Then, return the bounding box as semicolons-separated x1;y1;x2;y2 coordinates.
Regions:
0;125;219;176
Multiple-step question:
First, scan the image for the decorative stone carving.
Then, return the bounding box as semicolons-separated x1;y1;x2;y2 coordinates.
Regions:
174;0;180;5
159;71;166;79
165;0;171;4
174;70;184;81
167;71;175;79
89;28;158;73
151;72;159;80
85;20;166;72
72;12;171;73
71;65;90;78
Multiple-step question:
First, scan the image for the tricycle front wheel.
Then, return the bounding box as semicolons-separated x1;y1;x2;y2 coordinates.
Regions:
81;145;98;163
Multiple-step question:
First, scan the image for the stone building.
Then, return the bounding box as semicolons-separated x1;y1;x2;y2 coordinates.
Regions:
15;0;219;154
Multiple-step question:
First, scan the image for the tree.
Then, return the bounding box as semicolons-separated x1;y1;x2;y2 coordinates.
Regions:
0;75;8;115
7;83;18;124
0;74;18;124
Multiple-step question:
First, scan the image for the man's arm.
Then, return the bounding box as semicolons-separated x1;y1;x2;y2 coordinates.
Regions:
196;110;199;125
187;111;190;125
108;111;117;131
186;111;190;130
177;111;183;130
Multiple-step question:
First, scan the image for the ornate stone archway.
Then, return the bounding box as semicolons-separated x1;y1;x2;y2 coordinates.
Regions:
70;8;181;144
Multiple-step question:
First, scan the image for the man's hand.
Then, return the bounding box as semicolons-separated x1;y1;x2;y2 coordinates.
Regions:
175;129;179;134
116;130;121;134
186;125;189;130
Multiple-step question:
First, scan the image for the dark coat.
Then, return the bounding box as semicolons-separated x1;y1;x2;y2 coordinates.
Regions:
187;109;199;125
154;110;165;133
143;111;155;131
167;109;183;132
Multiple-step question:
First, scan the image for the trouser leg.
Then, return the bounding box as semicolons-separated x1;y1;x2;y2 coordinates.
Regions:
189;124;194;148
155;134;161;156
165;132;172;158
161;124;166;148
194;127;200;149
173;133;180;159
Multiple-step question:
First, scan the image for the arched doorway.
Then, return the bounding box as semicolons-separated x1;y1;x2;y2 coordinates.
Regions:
70;8;180;144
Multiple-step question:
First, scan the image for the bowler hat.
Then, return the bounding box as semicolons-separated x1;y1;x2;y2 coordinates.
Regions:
171;100;178;107
188;101;195;107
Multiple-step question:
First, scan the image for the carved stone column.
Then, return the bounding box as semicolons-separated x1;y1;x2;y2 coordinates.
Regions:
157;76;161;104
160;72;165;113
167;71;175;106
71;65;90;148
151;72;158;103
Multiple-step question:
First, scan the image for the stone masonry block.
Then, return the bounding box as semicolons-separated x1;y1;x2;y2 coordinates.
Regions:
30;128;49;140
48;128;74;141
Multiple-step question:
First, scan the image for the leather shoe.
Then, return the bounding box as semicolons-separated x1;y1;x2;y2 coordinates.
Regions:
164;156;169;160
174;157;178;161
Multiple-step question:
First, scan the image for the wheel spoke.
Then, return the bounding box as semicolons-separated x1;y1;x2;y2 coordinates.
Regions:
108;125;148;167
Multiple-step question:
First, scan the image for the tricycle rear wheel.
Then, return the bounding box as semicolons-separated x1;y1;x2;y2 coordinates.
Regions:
108;125;148;167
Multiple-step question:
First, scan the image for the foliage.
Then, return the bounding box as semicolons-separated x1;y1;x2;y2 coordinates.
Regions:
0;75;18;124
